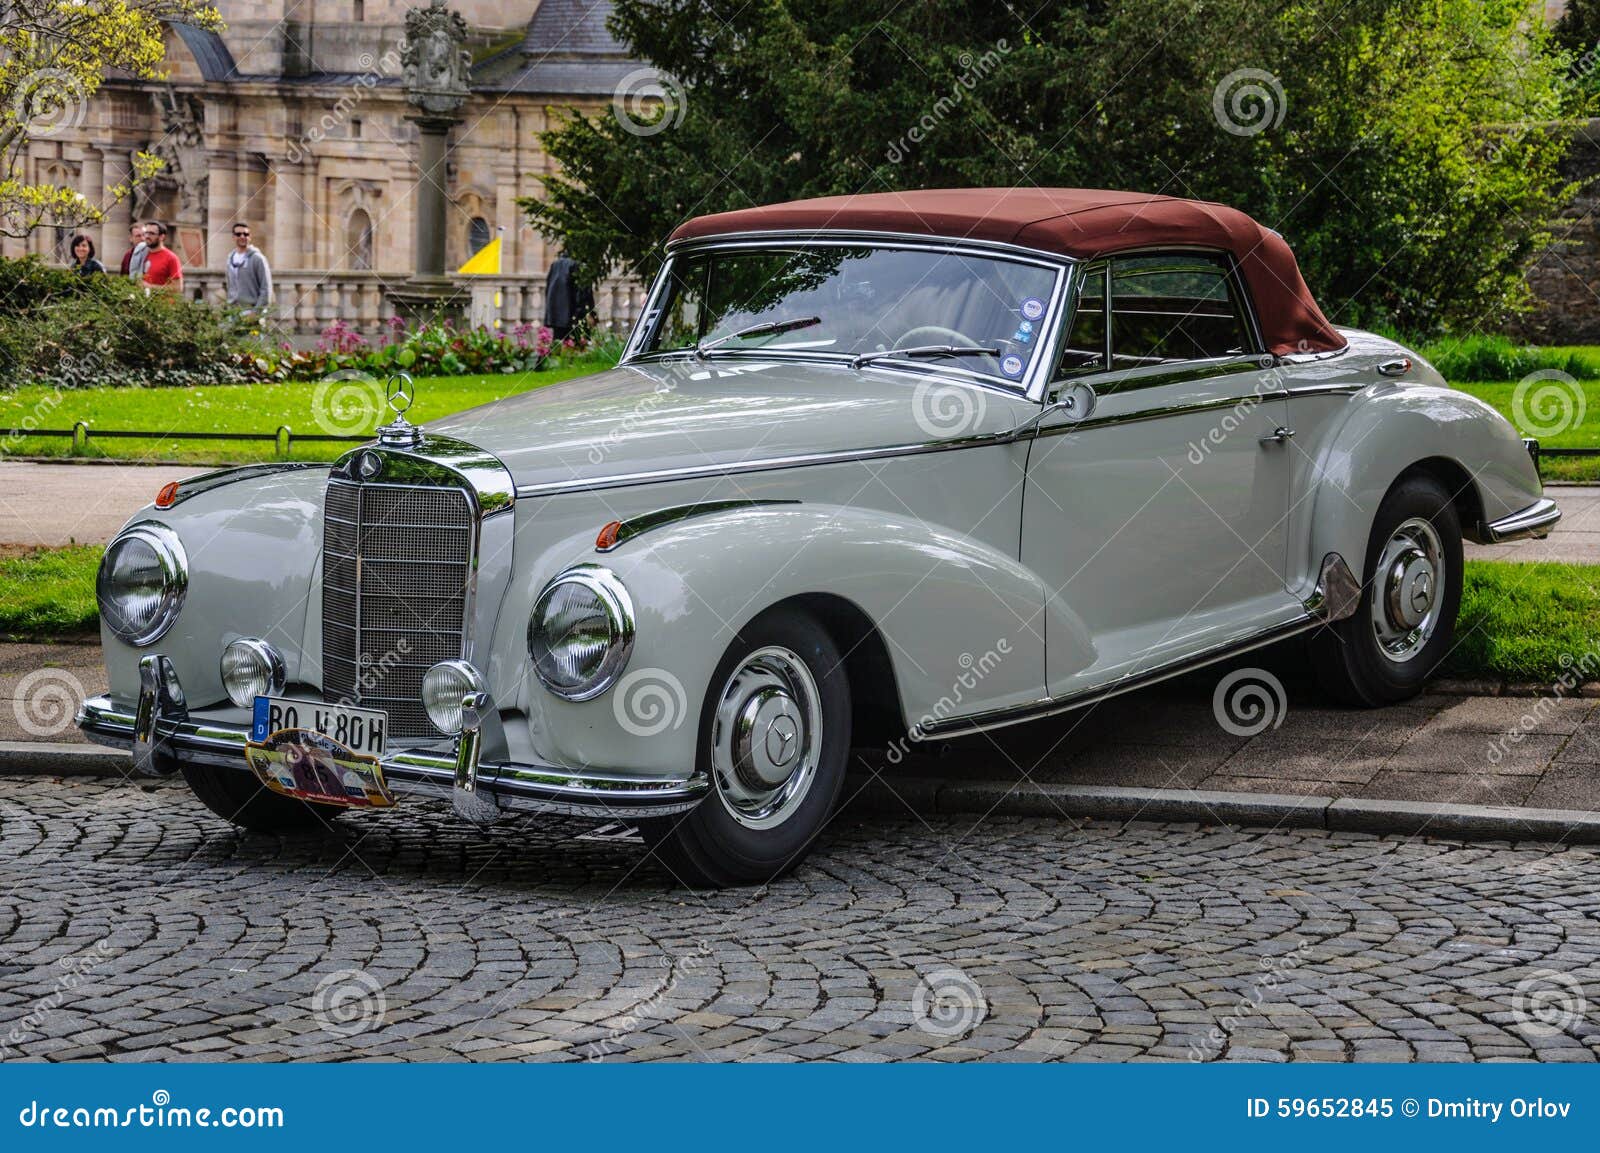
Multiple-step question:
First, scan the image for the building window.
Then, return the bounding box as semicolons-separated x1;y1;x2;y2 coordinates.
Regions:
347;208;374;270
350;117;362;140
468;216;491;255
353;0;364;20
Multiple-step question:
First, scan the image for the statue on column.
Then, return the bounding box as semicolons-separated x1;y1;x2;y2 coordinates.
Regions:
401;0;471;118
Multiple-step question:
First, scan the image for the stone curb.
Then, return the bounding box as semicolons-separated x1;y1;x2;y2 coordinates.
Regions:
0;741;130;776
6;744;1600;847
847;776;1600;846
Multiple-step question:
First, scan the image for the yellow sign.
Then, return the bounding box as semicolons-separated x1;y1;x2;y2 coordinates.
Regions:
457;237;502;276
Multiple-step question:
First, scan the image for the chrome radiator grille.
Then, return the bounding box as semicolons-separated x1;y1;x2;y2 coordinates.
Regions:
321;478;474;738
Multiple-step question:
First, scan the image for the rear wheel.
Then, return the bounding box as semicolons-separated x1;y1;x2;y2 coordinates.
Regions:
642;607;850;888
1310;473;1463;706
180;761;341;834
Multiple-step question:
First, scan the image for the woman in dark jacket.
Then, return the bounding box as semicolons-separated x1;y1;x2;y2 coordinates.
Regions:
69;235;106;275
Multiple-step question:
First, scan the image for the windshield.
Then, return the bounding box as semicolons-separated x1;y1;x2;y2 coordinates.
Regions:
640;244;1060;386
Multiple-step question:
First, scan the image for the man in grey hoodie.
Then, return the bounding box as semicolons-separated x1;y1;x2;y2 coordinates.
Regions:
224;222;274;312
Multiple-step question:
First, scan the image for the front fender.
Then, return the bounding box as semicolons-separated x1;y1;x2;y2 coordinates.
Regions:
1300;382;1542;589
98;470;326;708
516;502;1047;775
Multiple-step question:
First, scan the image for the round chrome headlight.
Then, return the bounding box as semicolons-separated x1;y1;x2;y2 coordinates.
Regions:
422;660;486;735
97;523;187;646
220;638;286;709
528;566;635;701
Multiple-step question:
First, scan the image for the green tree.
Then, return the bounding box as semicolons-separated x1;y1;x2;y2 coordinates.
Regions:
0;0;223;236
524;0;1579;336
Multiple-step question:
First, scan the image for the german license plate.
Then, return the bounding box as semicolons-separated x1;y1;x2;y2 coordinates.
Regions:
251;696;386;756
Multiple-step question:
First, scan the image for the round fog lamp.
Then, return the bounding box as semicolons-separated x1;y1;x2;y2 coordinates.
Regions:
220;638;286;708
422;660;486;735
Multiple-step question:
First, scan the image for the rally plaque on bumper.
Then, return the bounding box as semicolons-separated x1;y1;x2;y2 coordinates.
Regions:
245;697;395;808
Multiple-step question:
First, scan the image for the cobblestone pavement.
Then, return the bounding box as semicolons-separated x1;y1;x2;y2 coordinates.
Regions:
1;776;1596;1063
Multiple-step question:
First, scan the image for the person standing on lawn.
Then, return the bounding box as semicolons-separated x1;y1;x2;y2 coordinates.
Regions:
121;223;148;279
224;222;273;312
69;235;105;275
141;222;183;294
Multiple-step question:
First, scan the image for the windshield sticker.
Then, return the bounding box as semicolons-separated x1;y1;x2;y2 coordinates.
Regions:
1019;297;1045;322
1000;354;1026;378
1012;320;1035;344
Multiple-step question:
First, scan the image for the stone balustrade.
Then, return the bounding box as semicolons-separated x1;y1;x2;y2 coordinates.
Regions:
184;271;647;339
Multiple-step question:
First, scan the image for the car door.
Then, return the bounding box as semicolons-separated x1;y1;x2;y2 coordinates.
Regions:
1022;252;1303;698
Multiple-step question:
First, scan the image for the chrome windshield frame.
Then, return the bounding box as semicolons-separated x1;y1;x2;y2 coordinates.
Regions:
623;231;1076;403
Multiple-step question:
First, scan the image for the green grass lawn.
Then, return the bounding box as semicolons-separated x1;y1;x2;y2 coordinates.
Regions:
7;542;1598;686
0;363;602;464
0;545;100;637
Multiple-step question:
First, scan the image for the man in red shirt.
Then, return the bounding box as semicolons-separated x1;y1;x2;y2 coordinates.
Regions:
141;221;183;293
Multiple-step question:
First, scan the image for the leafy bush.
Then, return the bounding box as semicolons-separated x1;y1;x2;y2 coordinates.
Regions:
238;317;623;383
1415;334;1600;382
0;258;254;388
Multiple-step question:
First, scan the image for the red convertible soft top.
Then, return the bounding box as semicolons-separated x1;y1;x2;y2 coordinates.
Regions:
669;188;1346;357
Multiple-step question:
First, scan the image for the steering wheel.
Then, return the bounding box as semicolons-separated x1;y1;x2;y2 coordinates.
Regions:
894;325;982;349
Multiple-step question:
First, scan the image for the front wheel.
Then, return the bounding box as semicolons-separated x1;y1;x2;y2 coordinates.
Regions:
642;607;850;888
1310;473;1463;706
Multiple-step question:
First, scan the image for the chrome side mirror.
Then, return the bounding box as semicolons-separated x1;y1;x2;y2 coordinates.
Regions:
1055;382;1097;423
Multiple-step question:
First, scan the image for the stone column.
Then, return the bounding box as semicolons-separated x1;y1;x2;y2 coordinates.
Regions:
272;161;304;271
206;151;238;268
79;148;105;255
411;116;452;278
101;150;133;268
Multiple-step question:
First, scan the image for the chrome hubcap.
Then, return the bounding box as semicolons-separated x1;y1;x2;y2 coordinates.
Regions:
1371;517;1445;663
711;646;822;829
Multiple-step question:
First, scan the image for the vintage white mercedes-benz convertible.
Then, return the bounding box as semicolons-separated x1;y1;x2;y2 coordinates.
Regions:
79;189;1558;886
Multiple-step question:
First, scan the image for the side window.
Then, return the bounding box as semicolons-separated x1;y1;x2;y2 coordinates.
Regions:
1109;254;1254;366
1055;266;1107;377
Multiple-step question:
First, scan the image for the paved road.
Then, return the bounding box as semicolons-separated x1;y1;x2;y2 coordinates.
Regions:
0;459;1595;559
1;776;1595;1062
0;462;192;549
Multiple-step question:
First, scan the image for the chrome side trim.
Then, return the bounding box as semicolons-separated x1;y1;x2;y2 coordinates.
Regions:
596;499;800;552
1480;497;1561;544
157;462;330;509
915;614;1319;739
514;431;1019;499
1038;389;1289;437
76;694;709;819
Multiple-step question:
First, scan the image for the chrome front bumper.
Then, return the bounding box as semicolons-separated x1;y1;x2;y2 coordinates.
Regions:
76;656;707;822
1480;497;1562;544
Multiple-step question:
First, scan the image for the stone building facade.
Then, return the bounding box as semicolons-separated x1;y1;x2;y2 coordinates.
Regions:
1515;119;1600;345
11;0;650;332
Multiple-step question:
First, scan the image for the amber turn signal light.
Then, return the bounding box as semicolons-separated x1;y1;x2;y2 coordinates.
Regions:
154;481;181;509
595;520;622;551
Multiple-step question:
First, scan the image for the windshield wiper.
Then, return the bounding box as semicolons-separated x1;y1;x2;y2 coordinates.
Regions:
849;345;1001;370
696;315;822;358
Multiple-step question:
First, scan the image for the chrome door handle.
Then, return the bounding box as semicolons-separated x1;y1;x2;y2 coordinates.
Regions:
1259;427;1296;445
1377;358;1412;377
